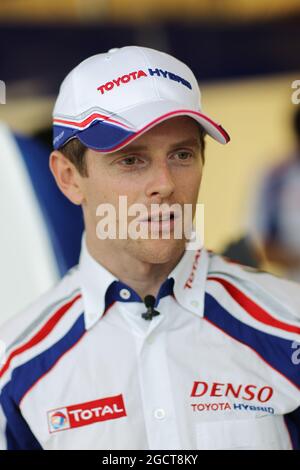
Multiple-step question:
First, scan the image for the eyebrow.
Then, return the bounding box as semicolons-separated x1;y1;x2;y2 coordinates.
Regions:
168;138;201;150
106;137;201;157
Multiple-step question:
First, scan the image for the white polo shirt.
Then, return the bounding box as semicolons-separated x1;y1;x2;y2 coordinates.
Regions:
0;235;300;450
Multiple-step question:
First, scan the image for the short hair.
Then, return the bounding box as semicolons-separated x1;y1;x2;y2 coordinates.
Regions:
60;138;89;177
60;124;206;177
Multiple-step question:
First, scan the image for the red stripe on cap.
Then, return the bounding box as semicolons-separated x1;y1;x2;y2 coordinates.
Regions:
91;109;230;153
208;276;300;335
0;293;82;379
53;113;132;130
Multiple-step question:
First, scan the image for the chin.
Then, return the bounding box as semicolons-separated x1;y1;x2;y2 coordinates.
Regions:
133;237;186;264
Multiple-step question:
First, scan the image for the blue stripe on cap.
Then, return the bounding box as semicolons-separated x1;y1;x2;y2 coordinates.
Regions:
53;125;78;149
53;121;135;151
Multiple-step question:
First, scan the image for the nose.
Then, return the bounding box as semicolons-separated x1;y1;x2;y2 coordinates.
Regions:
144;160;175;200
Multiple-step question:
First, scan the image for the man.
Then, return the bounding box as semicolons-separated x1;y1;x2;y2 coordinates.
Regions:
0;46;299;450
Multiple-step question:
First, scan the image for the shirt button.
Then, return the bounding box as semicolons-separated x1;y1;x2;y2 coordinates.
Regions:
154;408;166;420
120;288;131;300
191;300;199;308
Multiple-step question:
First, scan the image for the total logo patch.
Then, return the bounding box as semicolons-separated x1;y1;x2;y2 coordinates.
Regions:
47;394;126;433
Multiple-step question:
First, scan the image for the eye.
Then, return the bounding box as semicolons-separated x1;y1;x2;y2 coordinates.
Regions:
172;150;194;162
118;156;144;167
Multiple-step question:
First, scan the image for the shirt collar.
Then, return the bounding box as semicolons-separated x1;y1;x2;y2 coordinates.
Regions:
79;234;117;329
167;238;208;318
79;233;208;330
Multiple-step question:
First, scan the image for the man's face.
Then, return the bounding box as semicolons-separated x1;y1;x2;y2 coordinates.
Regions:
80;116;204;264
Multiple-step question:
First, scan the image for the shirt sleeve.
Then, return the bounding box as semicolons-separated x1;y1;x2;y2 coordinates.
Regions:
0;401;7;450
285;406;300;449
0;384;42;450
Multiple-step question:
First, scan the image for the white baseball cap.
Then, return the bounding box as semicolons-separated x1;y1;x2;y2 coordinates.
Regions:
53;46;230;152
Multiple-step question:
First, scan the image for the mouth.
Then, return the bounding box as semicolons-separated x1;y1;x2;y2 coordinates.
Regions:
138;211;177;223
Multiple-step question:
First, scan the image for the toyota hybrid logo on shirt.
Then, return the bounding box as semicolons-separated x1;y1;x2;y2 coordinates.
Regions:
190;380;275;415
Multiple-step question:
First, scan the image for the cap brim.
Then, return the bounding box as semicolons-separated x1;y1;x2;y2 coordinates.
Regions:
59;100;230;152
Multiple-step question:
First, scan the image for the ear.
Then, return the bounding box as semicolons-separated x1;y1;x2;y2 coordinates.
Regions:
49;150;85;205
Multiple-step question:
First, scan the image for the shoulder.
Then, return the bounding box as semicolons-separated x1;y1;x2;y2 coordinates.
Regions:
0;266;84;384
204;251;300;395
206;251;300;325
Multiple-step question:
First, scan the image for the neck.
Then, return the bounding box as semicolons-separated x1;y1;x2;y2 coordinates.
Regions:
85;234;184;300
